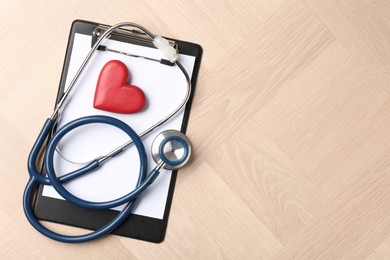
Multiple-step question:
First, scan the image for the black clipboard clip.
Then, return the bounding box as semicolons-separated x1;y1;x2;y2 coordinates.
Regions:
91;25;177;66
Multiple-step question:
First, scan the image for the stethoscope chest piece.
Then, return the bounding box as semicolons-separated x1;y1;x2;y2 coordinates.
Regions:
151;130;191;170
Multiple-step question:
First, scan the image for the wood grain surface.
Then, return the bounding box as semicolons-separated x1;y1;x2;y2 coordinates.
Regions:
1;0;390;259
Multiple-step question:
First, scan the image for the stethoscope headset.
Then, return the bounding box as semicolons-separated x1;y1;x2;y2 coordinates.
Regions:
23;22;192;243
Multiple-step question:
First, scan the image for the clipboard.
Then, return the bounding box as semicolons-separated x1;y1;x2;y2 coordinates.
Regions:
32;20;202;243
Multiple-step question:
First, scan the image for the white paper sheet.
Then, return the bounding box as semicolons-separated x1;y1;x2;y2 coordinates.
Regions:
42;33;196;219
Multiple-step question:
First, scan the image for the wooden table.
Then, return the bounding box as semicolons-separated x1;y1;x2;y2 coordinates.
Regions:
1;0;390;259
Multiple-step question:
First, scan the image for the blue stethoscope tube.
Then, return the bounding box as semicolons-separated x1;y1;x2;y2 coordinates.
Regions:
23;22;193;243
23;116;162;243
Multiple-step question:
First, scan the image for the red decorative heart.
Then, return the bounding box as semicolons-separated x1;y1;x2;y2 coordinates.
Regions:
93;60;146;114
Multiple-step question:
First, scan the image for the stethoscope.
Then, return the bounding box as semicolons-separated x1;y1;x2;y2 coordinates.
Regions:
23;22;192;243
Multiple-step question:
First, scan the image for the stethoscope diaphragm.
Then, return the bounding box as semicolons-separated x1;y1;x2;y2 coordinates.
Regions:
151;130;191;170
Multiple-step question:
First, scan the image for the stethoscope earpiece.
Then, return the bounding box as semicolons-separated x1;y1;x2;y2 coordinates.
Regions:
151;130;191;170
